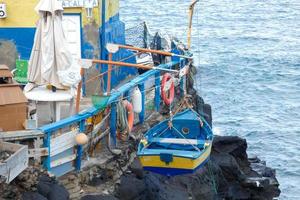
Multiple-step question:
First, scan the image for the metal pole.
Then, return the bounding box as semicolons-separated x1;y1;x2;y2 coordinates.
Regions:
187;0;199;49
75;68;84;113
112;44;193;59
101;0;106;61
107;53;113;94
92;59;179;73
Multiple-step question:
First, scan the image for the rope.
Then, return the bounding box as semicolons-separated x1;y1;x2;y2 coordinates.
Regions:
141;126;170;150
195;3;201;93
117;100;129;134
86;52;142;84
171;126;201;152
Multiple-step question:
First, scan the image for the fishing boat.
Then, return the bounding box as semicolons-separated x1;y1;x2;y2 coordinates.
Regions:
137;109;213;176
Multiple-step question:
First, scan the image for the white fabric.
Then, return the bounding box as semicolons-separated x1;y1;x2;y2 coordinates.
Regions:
27;0;81;91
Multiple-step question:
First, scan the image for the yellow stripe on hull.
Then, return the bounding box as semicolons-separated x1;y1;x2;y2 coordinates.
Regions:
139;145;212;170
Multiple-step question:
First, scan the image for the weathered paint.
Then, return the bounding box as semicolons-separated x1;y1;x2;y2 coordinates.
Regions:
0;0;106;60
0;40;18;70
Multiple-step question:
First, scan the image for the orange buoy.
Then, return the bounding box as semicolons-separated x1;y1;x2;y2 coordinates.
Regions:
75;133;89;145
123;100;134;132
161;73;175;105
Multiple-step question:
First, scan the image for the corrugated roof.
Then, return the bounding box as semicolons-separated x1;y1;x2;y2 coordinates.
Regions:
0;84;28;106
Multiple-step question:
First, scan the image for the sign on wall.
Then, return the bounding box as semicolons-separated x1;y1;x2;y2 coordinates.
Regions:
58;0;98;8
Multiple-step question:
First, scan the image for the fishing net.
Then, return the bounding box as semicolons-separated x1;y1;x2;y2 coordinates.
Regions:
125;22;153;48
125;22;172;66
91;95;110;110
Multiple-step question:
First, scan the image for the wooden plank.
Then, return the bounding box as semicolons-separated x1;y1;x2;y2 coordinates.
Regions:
28;148;49;158
50;154;76;168
33;137;43;163
0;141;22;152
84;129;110;150
149;138;208;145
91;114;109;137
50;130;78;156
0;163;8;179
0;130;44;141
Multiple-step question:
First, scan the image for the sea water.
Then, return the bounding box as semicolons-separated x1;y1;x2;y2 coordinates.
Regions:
120;0;300;199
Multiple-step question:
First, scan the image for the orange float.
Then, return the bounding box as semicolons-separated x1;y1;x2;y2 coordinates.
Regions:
161;73;175;105
123;100;134;132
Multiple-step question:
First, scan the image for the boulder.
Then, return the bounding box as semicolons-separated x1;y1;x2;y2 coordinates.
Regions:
81;194;118;200
37;175;69;200
22;192;47;200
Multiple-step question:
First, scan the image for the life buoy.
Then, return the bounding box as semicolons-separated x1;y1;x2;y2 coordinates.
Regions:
161;73;175;105
123;100;134;132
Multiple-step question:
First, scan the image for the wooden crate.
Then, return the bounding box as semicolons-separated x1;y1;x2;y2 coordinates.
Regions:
0;142;28;183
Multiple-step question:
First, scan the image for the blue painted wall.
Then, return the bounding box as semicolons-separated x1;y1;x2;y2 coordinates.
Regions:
0;13;137;89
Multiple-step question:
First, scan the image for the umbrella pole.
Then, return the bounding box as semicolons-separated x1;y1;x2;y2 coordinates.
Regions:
76;68;84;113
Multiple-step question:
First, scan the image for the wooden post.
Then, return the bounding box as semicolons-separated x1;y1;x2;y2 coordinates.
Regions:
138;83;145;123
76;68;84;113
107;53;113;95
155;72;160;111
187;0;199;49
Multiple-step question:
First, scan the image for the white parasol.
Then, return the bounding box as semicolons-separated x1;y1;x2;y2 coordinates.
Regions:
25;0;80;92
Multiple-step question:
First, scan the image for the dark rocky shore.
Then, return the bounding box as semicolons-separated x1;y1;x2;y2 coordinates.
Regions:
0;134;280;200
115;136;280;200
82;135;280;200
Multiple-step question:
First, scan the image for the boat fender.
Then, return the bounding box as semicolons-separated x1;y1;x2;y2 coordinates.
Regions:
161;73;175;105
132;87;142;113
75;133;89;145
123;100;134;132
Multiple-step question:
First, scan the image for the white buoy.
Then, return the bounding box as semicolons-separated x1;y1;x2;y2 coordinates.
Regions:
75;133;89;145
132;87;142;113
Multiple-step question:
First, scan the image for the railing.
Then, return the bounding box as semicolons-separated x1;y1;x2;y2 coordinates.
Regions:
39;57;188;177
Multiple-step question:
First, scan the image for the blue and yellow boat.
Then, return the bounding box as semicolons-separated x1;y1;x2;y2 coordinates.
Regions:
137;109;214;176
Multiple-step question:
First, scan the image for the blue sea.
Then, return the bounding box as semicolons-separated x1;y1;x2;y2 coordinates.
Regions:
120;0;300;199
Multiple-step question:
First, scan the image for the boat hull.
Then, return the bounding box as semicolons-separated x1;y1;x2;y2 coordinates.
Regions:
138;144;212;176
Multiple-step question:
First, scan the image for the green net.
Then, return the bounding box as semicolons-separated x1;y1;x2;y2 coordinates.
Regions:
91;95;110;110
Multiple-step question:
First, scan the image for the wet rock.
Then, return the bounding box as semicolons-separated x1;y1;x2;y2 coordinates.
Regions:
22;192;47;200
212;152;245;182
81;195;118;200
129;158;144;179
213;136;249;171
37;175;69;200
116;173;146;200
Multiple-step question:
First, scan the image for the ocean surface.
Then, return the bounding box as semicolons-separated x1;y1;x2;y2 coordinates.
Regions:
120;0;300;199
